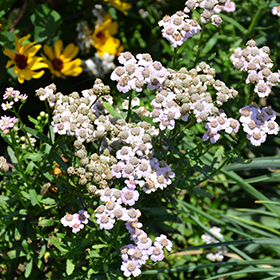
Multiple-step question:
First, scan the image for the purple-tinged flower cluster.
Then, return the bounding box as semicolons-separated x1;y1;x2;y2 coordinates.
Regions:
111;52;170;93
214;0;236;13
61;210;90;233
230;40;280;98
158;11;201;48
203;111;240;143
1;87;28;111
121;229;173;277
272;6;280;17
184;0;227;27
239;103;279;146
201;226;228;262
0;115;18;134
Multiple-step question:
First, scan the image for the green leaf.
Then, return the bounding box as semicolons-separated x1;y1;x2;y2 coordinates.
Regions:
103;101;123;119
66;259;75;276
225;157;280;171
202;32;219;55
40;197;56;205
7;146;18;165
220;13;246;34
0;0;17;17
30;4;62;42
23;152;43;162
5;250;26;260
48;236;68;253
38;219;55;227
24;259;33;278
221;170;280;217
0;130;13;146
0;30;15;50
173;238;280;253
191;187;215;199
24;126;50;144
28;189;39;206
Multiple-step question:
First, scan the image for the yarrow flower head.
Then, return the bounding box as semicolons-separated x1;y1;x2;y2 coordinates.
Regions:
0;116;18;134
272;6;280;17
43;39;83;79
3;35;48;83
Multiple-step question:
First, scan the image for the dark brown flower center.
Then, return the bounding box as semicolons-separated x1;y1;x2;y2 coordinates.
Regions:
15;54;28;69
96;31;106;43
52;58;64;71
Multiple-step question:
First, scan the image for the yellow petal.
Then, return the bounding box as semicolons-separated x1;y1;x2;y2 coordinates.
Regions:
54;40;63;58
3;48;16;60
21;44;41;57
29;60;49;70
6;60;14;68
16;35;31;53
43;44;54;61
61;43;79;61
31;70;45;79
107;21;118;36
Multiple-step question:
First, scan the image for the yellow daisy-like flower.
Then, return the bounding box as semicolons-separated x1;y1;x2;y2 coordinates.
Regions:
92;14;122;56
43;40;83;79
3;35;48;84
104;0;132;15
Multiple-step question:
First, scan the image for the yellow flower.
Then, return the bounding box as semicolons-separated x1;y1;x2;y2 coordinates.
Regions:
43;40;83;79
104;0;132;15
92;14;122;56
3;35;48;84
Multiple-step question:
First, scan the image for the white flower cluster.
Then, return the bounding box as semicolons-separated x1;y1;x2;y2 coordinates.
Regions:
95;193;172;277
184;0;227;27
272;6;280;17
75;20;93;55
239;103;279;146
0;156;9;173
149;62;238;138
83;52;116;77
158;11;201;48
230;40;280;98
110;52;170;93
201;226;228;262
36;80;113;143
61;210;90;233
110;121;175;194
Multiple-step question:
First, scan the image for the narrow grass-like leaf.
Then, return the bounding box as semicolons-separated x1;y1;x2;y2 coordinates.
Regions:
220;14;246;34
172;238;280;253
227;214;280;236
224;157;280;171
142;260;280;275
24;126;50;144
221;170;280;217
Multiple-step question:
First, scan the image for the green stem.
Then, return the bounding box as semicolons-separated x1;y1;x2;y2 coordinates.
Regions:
194;24;206;67
103;221;121;259
12;107;35;153
126;93;132;123
44;100;53;145
172;47;178;69
243;0;272;44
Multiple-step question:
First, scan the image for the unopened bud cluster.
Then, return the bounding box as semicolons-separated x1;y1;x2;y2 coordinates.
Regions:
184;0;226;27
230;39;280;98
68;140;117;187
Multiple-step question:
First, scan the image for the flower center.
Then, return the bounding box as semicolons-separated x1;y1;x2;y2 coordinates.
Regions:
96;31;106;43
15;54;28;69
52;58;64;71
